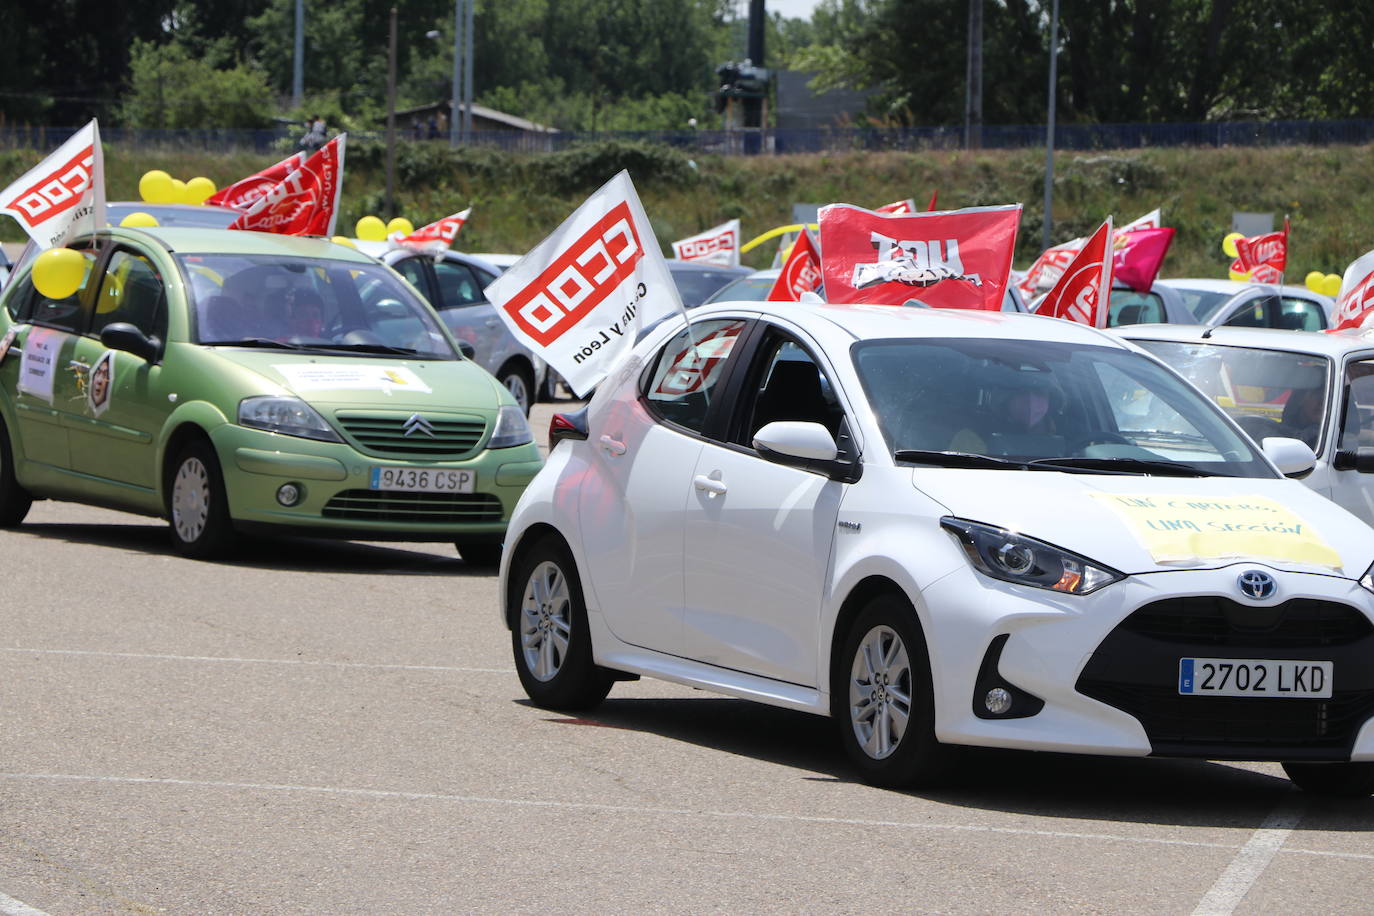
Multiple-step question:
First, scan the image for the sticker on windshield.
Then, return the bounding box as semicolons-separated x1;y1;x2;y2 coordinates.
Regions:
1092;492;1342;570
88;350;114;417
18;327;63;403
274;364;433;395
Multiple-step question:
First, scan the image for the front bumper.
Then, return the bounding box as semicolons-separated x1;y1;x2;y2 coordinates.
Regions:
923;564;1374;762
209;424;543;541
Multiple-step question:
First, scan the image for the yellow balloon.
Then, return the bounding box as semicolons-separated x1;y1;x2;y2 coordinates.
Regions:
170;179;188;204
184;176;217;205
32;248;88;300
386;217;415;237
1322;273;1342;297
1305;270;1325;292
118;211;159;228
1222;232;1245;259
139;170;175;204
331;235;358;248
356;215;388;241
1228;268;1252;282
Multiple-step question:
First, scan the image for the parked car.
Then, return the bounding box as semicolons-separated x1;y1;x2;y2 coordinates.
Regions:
106;202;240;230
0;227;542;563
357;243;548;414
499;299;1374;796
666;260;752;307
1117;324;1374;530
1097;279;1334;330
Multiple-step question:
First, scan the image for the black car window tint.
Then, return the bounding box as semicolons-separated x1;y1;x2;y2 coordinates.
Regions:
393;258;433;304
91;250;167;340
735;333;844;447
642;318;748;434
433;260;483;307
1341;361;1374;451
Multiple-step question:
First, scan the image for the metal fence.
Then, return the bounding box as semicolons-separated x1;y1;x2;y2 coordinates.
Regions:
6;119;1374;156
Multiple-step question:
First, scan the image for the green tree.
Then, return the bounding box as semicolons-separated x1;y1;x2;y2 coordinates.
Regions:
118;39;276;128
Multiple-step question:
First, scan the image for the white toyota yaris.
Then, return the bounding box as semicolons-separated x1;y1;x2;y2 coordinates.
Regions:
499;301;1374;796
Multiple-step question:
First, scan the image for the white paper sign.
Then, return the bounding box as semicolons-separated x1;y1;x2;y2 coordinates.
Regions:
484;171;686;397
274;364;433;395
671;218;741;267
18;328;62;403
0;120;105;249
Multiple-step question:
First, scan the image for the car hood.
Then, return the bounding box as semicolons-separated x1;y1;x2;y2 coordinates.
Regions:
208;349;502;410
911;469;1374;578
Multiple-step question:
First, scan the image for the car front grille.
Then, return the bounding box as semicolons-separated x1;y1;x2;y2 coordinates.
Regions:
334;411;487;459
1117;596;1373;649
322;490;504;524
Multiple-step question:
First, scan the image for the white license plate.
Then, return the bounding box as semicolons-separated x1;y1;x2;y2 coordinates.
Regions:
369;467;475;493
1178;657;1332;699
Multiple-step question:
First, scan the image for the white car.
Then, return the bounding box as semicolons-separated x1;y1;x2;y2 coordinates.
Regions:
498;301;1374;796
1154;279;1334;330
1118;324;1374;528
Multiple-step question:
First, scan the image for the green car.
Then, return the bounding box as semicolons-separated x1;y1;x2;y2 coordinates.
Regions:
0;227;543;562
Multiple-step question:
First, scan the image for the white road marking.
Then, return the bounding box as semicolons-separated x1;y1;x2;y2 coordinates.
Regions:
1191;793;1306;916
0;772;1363;863
0;890;52;916
0;647;513;674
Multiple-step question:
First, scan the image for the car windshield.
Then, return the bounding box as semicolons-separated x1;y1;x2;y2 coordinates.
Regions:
1134;340;1330;453
852;337;1272;477
704;274;776;304
177;254;457;359
109;203;239;229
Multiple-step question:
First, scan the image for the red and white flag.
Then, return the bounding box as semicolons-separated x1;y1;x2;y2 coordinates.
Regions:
818;203;1021;310
1330;248;1374;331
1016;208;1162;300
0;120;105;249
1036;218;1114;327
207;151;305;212
875;199;916;215
228;135;345;236
1112;226;1175;292
394;208;471;251
671;218;740;267
485;171;686;396
766;229;822;301
1232;218;1289;284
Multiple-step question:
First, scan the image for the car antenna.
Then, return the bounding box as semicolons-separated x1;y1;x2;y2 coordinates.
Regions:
1201;326;1215;339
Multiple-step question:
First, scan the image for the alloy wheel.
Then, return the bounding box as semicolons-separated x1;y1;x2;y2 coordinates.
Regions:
520;560;572;681
503;373;531;413
849;625;913;760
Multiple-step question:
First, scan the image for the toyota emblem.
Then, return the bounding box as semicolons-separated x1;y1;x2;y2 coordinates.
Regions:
1237;569;1277;601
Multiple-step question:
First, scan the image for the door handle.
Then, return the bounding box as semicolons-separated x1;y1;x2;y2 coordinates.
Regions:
693;474;727;496
599;434;627;456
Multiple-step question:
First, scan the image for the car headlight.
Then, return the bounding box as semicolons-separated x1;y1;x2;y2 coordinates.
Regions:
488;404;533;449
941;517;1124;595
238;396;342;442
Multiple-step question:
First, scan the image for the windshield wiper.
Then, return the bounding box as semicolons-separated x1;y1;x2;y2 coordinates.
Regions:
1027;456;1221;477
201;337;307;350
306;342;421;356
893;449;1069;471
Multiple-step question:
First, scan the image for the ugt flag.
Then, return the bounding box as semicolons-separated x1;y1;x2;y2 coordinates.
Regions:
819;203;1021;310
485;171;686;397
228;135;345;236
1330;248;1374;331
1036;218;1114;327
1233;218;1289;284
394;208;471;251
208;151;305;212
766;228;821;301
0;120;105;249
671;219;740;267
1016;208;1161;300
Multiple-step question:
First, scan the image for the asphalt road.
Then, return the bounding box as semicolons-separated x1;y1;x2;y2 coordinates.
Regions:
1;401;1371;915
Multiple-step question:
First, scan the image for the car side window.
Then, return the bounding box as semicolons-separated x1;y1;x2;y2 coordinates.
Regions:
432;260;484;308
642;318;748;434
1224;295;1280;328
733;332;846;448
1107;291;1165;326
27;245;99;333
92;249;167;340
1279;297;1326;331
392;258;432;304
1340;360;1374;452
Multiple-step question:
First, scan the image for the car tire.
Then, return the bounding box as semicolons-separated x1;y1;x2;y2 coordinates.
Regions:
831;593;960;788
456;542;502;567
0;417;32;527
508;535;613;711
1282;761;1374;797
497;361;535;416
167;439;237;559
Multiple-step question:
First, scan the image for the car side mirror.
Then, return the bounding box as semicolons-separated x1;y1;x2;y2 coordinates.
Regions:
457;340;476;359
1333;447;1374;473
1262;436;1317;478
99;322;162;363
753;421;860;482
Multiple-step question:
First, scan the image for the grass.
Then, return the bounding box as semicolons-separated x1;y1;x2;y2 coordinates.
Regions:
2;141;1371;279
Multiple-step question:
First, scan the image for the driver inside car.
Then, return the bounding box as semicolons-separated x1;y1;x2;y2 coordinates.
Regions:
284;287;327;341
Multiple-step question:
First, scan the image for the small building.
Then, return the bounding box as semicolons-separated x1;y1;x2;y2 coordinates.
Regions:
389;101;558;150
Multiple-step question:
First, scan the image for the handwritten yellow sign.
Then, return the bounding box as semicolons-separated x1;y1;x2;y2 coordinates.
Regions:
1091;493;1342;570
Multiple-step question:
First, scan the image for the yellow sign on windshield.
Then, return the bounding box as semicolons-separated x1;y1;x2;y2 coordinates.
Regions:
1092;493;1342;570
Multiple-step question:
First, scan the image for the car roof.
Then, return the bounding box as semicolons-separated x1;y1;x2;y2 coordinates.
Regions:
121;227;376;263
692;299;1128;348
1156;277;1330;300
353;240;502;273
1114;323;1374;357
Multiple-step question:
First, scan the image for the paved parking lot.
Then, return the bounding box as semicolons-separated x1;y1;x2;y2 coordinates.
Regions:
0;403;1370;915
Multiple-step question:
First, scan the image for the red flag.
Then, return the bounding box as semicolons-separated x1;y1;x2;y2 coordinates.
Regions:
818;203;1021;309
395;208;470;250
1037;218;1114;328
875;199;916;215
1112;227;1174;292
207;152;305;212
1233;218;1289;284
228;135;346;236
926;190;938;211
1330;249;1374;331
766;229;822;301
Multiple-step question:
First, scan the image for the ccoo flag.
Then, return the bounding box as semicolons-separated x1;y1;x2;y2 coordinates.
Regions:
208;151;306;212
0;120;105;249
671;218;740;267
484;170;686;397
228;135;346;236
1036;218;1114;327
394;208;471;251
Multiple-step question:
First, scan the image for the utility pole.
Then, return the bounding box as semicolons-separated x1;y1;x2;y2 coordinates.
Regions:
964;0;982;150
385;7;397;215
450;0;464;146
462;0;474;139
1042;0;1060;252
292;0;304;109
